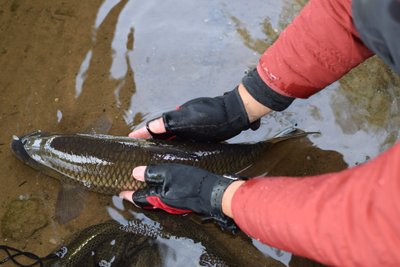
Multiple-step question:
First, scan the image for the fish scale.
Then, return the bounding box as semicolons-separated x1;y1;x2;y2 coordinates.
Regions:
12;132;277;195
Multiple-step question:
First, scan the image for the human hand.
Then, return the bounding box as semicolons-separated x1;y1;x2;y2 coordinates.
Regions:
119;164;245;232
129;84;263;142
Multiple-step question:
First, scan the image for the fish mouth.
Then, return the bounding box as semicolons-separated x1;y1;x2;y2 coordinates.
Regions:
11;131;43;163
11;135;31;163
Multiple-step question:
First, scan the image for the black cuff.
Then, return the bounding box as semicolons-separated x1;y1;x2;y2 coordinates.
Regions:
209;174;243;233
242;69;294;111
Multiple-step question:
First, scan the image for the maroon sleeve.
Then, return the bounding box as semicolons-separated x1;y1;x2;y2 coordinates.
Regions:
257;0;373;98
231;142;400;266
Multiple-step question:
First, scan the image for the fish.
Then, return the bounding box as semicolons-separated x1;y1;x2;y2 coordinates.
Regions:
11;130;306;195
44;214;232;267
45;220;165;267
44;195;288;267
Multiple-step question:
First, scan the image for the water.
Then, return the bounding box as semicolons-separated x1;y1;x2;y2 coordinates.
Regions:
0;0;399;266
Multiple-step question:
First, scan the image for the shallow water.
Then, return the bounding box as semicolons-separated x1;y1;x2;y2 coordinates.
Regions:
0;0;399;266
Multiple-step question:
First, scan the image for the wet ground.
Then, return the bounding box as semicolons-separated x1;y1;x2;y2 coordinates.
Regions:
0;0;399;266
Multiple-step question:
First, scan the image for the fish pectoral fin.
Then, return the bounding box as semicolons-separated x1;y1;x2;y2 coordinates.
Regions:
55;183;87;224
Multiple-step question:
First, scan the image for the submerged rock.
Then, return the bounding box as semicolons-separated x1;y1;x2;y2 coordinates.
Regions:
1;198;48;241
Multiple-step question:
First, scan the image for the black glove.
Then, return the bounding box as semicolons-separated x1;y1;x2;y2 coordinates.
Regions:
146;87;260;142
132;164;246;232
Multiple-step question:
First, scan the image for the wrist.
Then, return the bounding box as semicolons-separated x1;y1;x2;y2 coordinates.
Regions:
238;83;272;123
221;180;245;218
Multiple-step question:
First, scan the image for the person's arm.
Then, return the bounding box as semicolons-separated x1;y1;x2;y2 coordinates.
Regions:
121;143;400;266
228;142;400;267
250;0;373;101
130;0;374;141
225;2;399;265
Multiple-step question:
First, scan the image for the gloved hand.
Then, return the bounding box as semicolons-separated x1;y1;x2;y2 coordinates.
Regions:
143;87;260;142
130;69;295;141
129;164;246;232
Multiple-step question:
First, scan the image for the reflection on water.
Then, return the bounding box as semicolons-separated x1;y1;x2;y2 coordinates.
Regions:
109;0;135;81
75;50;92;98
253;239;292;267
94;0;122;31
228;0;307;55
0;0;398;266
332;58;400;151
106;198;230;267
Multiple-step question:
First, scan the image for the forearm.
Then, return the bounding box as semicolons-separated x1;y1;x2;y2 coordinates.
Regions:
237;0;375;124
226;143;400;267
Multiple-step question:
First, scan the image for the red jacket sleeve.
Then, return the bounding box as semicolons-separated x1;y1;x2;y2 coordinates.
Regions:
232;142;400;267
257;0;373;98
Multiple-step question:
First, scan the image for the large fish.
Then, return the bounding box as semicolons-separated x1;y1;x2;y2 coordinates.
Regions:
40;204;286;267
0;208;285;267
11;131;301;195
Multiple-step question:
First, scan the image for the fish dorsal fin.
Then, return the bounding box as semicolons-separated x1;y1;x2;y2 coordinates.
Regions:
85;114;113;135
267;129;320;144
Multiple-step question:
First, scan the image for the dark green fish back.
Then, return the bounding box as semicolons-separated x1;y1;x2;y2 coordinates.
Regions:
21;133;270;194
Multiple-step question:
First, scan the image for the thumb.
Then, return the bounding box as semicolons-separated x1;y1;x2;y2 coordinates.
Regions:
131;189;153;208
119;189;154;208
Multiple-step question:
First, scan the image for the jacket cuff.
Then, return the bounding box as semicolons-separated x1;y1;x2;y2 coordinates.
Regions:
242;69;294;111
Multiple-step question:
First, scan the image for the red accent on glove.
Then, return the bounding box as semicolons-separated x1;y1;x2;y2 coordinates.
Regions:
146;196;192;214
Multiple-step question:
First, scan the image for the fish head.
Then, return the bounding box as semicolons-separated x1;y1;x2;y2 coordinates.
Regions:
11;131;49;167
